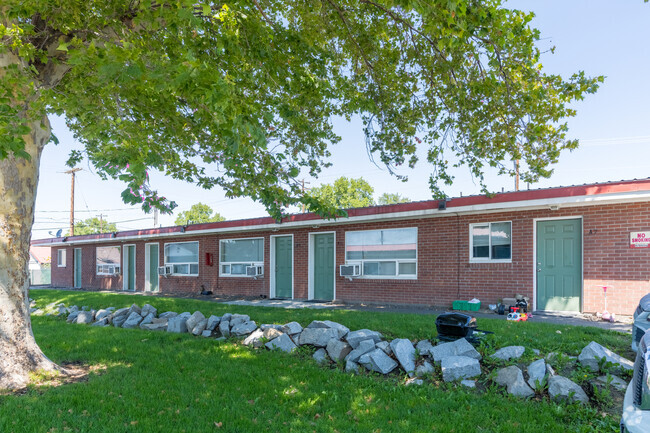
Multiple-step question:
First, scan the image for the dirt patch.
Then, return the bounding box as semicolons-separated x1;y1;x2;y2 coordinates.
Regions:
2;362;107;396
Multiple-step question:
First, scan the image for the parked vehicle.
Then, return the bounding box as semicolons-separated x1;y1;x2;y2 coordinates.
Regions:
632;293;650;352
621;328;650;432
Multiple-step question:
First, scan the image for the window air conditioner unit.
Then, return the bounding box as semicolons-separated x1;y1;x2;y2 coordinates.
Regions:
340;264;361;278
246;265;263;277
158;265;172;276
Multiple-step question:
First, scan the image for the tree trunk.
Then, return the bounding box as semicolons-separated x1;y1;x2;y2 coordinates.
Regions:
0;51;63;390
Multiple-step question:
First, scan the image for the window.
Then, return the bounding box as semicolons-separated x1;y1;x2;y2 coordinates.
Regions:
96;246;121;275
220;238;263;276
57;249;67;267
164;242;199;275
345;228;417;278
470;222;512;261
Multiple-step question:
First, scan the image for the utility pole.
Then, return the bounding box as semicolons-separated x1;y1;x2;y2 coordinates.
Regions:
64;168;82;236
97;214;105;233
514;159;520;191
300;178;311;213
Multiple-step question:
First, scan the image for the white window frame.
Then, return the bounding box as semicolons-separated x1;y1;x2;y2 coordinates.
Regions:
344;227;418;280
469;221;513;263
95;246;121;276
57;249;67;267
164;241;199;276
219;237;264;277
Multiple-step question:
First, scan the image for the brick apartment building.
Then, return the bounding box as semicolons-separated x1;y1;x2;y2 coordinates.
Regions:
33;179;650;315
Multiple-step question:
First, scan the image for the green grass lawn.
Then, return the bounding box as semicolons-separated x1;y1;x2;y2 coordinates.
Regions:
0;289;633;433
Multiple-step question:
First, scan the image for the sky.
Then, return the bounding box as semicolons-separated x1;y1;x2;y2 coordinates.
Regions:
32;0;650;238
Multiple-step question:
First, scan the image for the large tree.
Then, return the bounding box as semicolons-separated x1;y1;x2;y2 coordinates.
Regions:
0;0;600;389
174;202;225;225
66;217;118;236
377;192;410;205
308;177;375;209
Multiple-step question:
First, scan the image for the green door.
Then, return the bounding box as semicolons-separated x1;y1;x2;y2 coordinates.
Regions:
313;233;334;301
536;219;582;312
73;248;82;288
147;244;159;292
125;245;136;291
274;236;293;298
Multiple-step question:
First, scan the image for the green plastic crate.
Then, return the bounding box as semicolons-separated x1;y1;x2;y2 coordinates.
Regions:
467;301;481;311
452;300;469;310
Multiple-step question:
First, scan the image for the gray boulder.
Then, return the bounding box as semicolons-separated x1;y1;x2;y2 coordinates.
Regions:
265;333;297;353
186;311;206;332
548;375;588;404
376;341;393;356
141;304;157;318
282;321;303;335
141;322;168;331
231;320;257;336
201;330;212;338
68;305;79;314
111;307;129;320
127;304;142;317
326;339;352;362
191;318;208;336
263;328;284;341
313;348;329;364
76;311;94;325
122;312;144;329
345;339;376;363
461;380;476;388
431;338;481;363
229;314;250;328
346;329;383;349
358;349;398;374
91;318;109;327
415;361;434;377
595;374;628;392
67;311;80;323
527;359;547;390
345;360;360;374
405;378;424;386
260;324;283;331
307;320;349;339
95;309;113;321
221;313;232;323
159;311;178;319
390;339;416;376
495;366;534;398
578;341;634;373
219;320;230;338
243;329;265;348
167;315;189;333
416;340;434;357
206;315;221;331
491;346;525;361
441;356;481;382
298;328;339;347
139;312;155;328
113;314;128;328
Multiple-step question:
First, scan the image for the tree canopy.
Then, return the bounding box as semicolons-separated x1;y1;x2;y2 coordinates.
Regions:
1;0;601;220
174;202;225;225
308;177;375;209
67;217;117;236
377;193;410;205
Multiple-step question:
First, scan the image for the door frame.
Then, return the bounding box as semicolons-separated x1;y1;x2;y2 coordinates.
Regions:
144;242;160;292
73;248;82;288
122;244;136;291
532;216;583;313
308;231;336;301
270;234;294;299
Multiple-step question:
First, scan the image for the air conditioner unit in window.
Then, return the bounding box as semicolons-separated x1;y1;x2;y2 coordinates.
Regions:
340;264;361;278
158;265;172;276
246;265;263;277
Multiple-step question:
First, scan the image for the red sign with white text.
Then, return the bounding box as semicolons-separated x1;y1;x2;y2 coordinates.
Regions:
630;231;650;248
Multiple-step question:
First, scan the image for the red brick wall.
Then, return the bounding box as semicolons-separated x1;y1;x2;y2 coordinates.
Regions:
49;201;650;315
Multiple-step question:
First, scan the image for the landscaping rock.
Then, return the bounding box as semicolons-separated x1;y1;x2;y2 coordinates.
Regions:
151;318;168;325
527;359;547;390
491;346;525;361
358;349;398;375
76;311;94;325
243;329;265;348
229;314;250;328
546;364;556;377
219;320;230;338
201;330;212;338
416;340;434;357
221;313;232;323
265;333;297;353
68;305;79;314
91;318;109;327
495;366;534;398
595;374;628;391
186;311;206;331
326;339;352;362
578;341;634;373
346;329;383;349
441;356;481;382
95;309;113;322
345;360;360;374
290;332;301;345
431;338;481;363
282;322;303;335
548;376;588;404
231;320;257;336
405;378;424;386
127;304;142;317
206;315;221;331
159;311;178;319
139;313;155;328
141;304;157;318
313;348;329;364
345;339;376;363
314;320;350;339
376;341;392;356
461;380;476;388
260;324;283;332
167;315;189;333
390;338;416;376
298;328;339;347
112;314;128;328
122;312;143;329
263;328;283;341
415;361;434;377
141;322;168;332
191;318;208;336
67;311;80;323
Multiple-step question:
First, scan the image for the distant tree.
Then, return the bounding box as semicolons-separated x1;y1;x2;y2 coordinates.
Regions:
308;177;375;210
174;203;225;226
66;217;117;236
377;193;410;205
